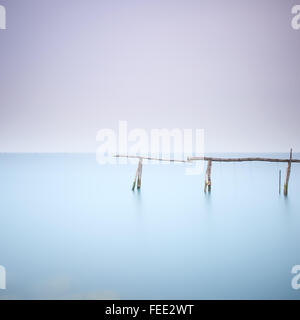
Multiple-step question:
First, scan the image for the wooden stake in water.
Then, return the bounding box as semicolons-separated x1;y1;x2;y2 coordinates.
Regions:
132;160;140;191
279;170;281;194
284;149;293;196
132;158;143;191
137;159;143;189
204;160;212;193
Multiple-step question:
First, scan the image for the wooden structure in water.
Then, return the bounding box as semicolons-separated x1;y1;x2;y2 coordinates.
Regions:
132;158;143;191
115;149;300;196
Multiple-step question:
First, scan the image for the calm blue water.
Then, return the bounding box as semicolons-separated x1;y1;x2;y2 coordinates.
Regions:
0;153;300;300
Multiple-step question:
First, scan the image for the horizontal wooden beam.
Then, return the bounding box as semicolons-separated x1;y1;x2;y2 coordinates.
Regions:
114;155;187;163
188;156;300;163
115;154;300;163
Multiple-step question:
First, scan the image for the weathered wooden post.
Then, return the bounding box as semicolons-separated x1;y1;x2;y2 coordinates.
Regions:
132;159;140;191
279;170;281;194
137;159;143;189
132;158;143;191
283;149;292;196
204;160;212;193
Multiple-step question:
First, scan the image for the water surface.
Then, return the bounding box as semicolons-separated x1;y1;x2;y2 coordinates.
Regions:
0;153;300;299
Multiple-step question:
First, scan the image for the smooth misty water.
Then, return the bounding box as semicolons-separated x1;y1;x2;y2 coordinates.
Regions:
0;153;300;300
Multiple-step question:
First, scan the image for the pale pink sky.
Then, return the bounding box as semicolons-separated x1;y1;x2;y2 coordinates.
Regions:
0;0;299;152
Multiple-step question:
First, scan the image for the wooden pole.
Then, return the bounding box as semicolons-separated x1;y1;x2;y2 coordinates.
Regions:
279;170;281;195
132;164;139;191
284;149;293;196
137;159;143;189
115;154;187;163
204;160;212;193
132;158;142;191
132;158;143;191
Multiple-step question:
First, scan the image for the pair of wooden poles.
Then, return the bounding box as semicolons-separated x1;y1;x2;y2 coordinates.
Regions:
192;149;295;196
203;149;293;195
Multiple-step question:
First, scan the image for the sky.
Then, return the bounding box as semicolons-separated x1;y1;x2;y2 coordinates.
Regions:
0;0;299;153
